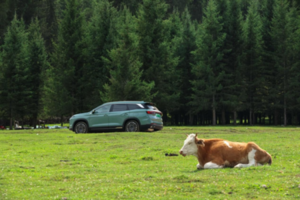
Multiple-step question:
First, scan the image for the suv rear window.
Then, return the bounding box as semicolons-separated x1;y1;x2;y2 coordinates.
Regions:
145;104;159;111
128;104;143;110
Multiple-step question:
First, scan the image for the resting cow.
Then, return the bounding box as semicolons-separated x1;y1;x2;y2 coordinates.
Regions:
179;133;272;169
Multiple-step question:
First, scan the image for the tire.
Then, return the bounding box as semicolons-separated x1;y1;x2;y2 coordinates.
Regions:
125;120;140;132
74;121;88;134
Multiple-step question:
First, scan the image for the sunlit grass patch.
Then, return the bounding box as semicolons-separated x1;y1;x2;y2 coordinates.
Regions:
0;126;300;199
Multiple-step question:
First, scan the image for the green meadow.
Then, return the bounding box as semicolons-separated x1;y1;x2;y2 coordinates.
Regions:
0;126;299;200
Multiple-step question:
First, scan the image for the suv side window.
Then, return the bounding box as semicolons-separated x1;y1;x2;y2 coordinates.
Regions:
111;104;128;112
96;105;111;113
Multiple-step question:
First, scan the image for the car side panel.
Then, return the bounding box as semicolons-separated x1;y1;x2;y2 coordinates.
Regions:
108;110;129;127
88;112;109;127
128;110;151;125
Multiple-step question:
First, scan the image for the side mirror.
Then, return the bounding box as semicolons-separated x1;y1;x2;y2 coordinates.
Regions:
92;110;96;114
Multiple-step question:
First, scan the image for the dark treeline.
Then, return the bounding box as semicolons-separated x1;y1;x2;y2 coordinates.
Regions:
1;0;300;129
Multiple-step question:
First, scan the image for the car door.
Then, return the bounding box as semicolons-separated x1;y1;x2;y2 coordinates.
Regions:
88;104;111;128
107;104;128;127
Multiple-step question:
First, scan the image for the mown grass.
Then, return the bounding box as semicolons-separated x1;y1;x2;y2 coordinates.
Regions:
0;126;299;199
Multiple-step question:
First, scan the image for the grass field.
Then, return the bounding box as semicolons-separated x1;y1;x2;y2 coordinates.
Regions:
0;126;299;199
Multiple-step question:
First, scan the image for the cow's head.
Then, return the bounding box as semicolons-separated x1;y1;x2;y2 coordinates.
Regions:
179;133;204;157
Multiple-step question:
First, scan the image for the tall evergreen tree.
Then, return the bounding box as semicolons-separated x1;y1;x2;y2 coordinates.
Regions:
190;0;226;125
110;0;140;14
259;0;276;124
270;0;299;125
137;0;179;117
36;0;58;52
173;8;197;125
101;7;155;102
83;0;118;108
0;0;8;42
189;0;208;22
221;0;243;125
26;18;48;127
6;0;40;26
240;0;251;18
0;15;28;129
287;4;300;124
240;0;264;125
45;0;84;123
291;15;300;123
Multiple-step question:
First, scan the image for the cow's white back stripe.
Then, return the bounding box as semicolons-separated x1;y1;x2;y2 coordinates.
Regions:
224;141;232;148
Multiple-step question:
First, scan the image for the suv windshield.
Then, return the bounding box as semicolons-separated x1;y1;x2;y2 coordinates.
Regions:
95;105;110;113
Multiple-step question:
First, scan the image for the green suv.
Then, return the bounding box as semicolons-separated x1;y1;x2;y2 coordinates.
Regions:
69;101;163;133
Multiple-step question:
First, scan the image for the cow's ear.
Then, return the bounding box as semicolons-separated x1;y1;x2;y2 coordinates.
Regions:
197;139;205;147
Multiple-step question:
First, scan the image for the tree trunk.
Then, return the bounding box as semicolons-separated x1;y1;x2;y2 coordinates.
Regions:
10;117;13;130
274;110;278;125
249;109;252;125
240;113;243;125
60;115;63;126
212;95;216;126
189;113;193;125
284;97;287;126
233;110;237;125
222;109;225;125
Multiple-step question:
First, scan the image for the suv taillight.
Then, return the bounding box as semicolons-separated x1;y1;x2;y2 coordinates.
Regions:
146;111;163;116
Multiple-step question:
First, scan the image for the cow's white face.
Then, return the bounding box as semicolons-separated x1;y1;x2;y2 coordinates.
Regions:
179;134;198;157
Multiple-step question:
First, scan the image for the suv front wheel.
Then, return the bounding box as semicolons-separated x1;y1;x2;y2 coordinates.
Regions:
74;121;88;134
125;120;140;132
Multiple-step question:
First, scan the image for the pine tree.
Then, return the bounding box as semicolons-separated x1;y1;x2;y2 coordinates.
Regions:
270;0;299;125
240;0;264;125
259;0;276;124
190;0;226;126
26;18;48;127
240;0;251;19
83;0;118;107
101;7;155;102
36;0;58;52
110;0;140;14
221;0;243;125
287;4;300;124
137;0;179;116
0;0;8;42
6;0;40;26
173;8;197;125
188;0;208;22
0;15;28;129
291;19;300;122
45;0;84;124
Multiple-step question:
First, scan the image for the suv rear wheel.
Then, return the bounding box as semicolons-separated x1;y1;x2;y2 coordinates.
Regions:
125;120;140;132
74;121;88;134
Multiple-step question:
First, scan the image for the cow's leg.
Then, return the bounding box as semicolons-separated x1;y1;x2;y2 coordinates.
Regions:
197;163;203;170
234;148;257;168
204;162;223;169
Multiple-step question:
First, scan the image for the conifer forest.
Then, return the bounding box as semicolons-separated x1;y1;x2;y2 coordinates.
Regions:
1;0;300;128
